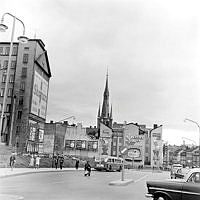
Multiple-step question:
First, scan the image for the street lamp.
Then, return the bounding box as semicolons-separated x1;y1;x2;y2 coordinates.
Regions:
0;13;29;145
184;118;200;167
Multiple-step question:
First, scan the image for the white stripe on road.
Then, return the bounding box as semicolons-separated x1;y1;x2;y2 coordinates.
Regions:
134;175;148;183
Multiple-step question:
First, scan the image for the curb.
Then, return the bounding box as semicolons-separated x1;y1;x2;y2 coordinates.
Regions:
109;179;134;186
0;168;85;179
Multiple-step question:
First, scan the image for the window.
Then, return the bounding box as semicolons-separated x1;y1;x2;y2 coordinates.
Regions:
5;47;10;55
2;74;6;83
12;47;18;55
0;88;5;96
3;60;8;68
0;47;3;55
21;67;27;77
23;54;29;63
11;61;16;68
6;104;11;112
0;104;2;111
7;88;13;97
16;126;20;135
9;75;14;83
17;111;22;119
18;97;23;105
24;47;29;50
20;81;25;91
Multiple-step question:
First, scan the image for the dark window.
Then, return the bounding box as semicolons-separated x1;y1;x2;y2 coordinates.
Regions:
16;126;20;135
2;74;6;83
0;47;3;55
11;61;16;68
6;104;11;112
12;47;18;55
23;54;29;63
21;67;27;78
7;88;13;97
18;97;23;105
9;75;14;83
24;47;29;50
17;111;22;119
3;60;8;68
0;88;5;96
5;47;10;55
20;81;25;90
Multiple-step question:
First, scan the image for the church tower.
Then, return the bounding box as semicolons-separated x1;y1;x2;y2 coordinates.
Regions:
97;72;113;128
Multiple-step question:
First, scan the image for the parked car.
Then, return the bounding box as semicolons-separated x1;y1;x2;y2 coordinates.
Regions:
145;168;200;200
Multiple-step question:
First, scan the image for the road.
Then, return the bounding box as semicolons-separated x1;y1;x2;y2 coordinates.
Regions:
0;169;170;200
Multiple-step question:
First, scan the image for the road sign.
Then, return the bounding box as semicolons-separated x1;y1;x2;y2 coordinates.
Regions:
120;146;128;155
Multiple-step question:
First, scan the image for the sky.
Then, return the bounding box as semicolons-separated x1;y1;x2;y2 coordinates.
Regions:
1;0;200;145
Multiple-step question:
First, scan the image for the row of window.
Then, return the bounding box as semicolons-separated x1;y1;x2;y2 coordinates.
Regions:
0;54;29;64
2;74;14;83
0;103;11;112
0;88;13;97
0;46;18;56
0;60;16;69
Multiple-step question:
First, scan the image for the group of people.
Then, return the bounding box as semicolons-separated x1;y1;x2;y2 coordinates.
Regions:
52;154;65;169
29;154;41;169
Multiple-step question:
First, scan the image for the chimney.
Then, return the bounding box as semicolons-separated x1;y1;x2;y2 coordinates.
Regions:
50;120;53;124
153;124;158;129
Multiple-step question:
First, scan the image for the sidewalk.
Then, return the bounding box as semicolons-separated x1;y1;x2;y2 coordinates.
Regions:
0;167;84;178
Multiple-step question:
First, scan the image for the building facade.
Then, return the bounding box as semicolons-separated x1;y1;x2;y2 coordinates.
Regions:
0;39;51;154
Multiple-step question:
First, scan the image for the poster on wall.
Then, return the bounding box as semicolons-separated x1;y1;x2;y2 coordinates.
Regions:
150;126;163;167
43;135;54;154
31;71;48;119
39;129;44;142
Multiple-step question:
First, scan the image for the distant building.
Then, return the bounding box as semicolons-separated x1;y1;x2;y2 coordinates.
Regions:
0;39;51;153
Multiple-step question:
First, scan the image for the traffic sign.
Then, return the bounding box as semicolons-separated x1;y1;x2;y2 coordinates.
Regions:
120;146;128;155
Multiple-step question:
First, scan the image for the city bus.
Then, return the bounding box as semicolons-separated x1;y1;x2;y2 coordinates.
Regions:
94;156;123;172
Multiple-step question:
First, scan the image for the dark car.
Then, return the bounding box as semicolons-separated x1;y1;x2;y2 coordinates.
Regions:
145;168;200;200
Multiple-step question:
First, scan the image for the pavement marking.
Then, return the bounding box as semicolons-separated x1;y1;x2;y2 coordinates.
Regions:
134;175;148;183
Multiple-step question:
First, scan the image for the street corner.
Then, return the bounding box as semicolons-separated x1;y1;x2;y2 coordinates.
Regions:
0;194;24;200
109;179;134;186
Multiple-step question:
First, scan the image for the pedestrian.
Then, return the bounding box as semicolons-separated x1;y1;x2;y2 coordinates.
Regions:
75;160;79;170
9;153;16;171
35;155;41;169
84;161;91;176
54;154;59;169
29;155;34;168
59;154;64;170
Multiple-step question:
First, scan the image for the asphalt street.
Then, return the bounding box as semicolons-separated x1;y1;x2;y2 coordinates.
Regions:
0;170;170;200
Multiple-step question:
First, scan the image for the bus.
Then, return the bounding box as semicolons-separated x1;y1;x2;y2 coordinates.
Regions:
94;156;123;172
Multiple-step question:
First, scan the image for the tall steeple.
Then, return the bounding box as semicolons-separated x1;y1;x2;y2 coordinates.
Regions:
97;70;113;128
101;71;109;118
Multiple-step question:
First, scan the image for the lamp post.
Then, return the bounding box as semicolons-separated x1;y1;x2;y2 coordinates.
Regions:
0;13;28;145
184;118;200;167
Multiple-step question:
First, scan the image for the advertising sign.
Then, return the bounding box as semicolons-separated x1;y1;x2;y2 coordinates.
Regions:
43;135;54;154
31;71;48;119
150;126;163;167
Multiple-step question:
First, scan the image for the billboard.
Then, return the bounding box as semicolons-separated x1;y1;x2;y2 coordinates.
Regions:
43;135;54;154
150;126;163;167
31;71;48;119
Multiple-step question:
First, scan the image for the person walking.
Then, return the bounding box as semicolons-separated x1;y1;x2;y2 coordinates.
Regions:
54;154;59;169
35;155;41;169
59;154;64;170
9;153;16;171
84;161;91;176
75;160;79;170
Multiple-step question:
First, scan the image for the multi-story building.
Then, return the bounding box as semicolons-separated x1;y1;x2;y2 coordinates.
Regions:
0;39;51;153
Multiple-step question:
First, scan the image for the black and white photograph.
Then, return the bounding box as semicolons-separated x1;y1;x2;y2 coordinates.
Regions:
1;0;200;199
